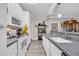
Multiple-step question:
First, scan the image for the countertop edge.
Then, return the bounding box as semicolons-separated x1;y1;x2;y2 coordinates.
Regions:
7;40;18;47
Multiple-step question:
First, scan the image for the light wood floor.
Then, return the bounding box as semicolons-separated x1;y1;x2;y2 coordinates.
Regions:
26;40;46;56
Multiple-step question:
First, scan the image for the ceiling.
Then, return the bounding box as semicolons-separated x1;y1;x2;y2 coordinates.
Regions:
19;3;79;19
48;3;79;19
19;3;53;17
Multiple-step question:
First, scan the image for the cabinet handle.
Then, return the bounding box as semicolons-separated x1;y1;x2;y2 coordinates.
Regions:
61;52;67;56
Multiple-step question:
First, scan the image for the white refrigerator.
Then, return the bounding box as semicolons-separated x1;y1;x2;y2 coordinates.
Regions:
0;3;7;56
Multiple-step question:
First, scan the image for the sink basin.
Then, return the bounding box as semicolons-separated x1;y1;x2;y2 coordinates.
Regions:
49;37;72;43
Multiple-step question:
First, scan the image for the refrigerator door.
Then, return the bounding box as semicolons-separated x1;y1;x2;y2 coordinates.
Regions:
0;3;7;56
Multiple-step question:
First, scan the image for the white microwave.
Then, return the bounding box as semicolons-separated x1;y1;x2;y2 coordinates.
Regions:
7;14;20;27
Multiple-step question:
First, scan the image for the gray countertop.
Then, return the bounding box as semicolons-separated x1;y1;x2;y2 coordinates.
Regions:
44;34;79;56
7;35;28;47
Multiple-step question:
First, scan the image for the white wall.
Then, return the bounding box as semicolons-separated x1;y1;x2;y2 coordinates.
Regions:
22;12;30;27
23;11;32;39
31;17;67;40
0;3;7;56
31;17;46;40
46;18;63;33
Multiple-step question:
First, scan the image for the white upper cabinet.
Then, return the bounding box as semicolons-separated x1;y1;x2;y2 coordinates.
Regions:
21;11;30;27
7;14;21;27
7;3;31;28
0;3;7;26
7;3;24;27
7;3;24;21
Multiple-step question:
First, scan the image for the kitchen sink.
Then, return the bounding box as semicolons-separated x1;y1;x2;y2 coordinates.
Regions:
49;37;72;43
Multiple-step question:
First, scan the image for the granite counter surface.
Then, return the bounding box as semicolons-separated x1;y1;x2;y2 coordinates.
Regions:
44;34;79;56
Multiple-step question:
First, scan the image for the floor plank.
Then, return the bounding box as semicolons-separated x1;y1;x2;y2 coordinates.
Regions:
26;40;46;56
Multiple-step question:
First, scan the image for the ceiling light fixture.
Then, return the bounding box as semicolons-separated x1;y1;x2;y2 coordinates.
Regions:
57;13;62;18
29;3;35;4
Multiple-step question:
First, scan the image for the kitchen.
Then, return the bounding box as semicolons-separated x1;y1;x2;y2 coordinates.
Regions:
0;3;31;56
0;3;79;56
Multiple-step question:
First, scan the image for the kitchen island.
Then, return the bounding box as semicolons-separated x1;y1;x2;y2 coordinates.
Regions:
42;32;79;56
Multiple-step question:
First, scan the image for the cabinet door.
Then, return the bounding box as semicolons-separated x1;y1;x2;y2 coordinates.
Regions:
26;36;31;48
42;36;46;50
42;36;62;56
45;38;49;55
42;36;50;56
7;42;17;55
49;41;62;56
49;42;58;56
53;44;62;56
8;48;17;56
0;29;7;56
0;4;7;26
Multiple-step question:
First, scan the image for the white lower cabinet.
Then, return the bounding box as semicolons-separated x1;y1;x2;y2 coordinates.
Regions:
42;36;50;56
49;41;62;56
8;49;17;56
8;42;17;56
0;29;7;56
18;35;31;56
7;35;31;56
49;42;58;56
18;36;27;56
42;36;62;56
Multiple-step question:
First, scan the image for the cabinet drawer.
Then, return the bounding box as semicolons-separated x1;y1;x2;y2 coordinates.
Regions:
8;49;17;56
7;42;17;54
